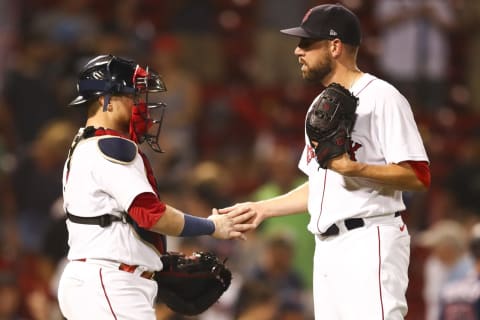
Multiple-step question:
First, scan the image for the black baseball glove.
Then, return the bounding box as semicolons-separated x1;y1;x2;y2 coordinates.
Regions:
306;82;359;169
155;251;232;316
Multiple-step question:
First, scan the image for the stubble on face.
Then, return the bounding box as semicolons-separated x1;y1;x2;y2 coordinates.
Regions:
301;51;333;84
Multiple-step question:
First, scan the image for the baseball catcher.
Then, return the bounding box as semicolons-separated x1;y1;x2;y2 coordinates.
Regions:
155;251;232;316
58;54;255;320
306;82;359;169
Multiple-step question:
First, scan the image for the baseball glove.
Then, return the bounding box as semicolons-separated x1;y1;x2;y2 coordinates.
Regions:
155;251;232;316
306;82;359;169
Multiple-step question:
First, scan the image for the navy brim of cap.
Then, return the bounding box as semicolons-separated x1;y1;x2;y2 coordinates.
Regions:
280;27;314;38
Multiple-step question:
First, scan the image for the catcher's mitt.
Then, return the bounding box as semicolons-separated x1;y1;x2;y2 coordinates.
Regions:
155;251;232;316
306;82;359;169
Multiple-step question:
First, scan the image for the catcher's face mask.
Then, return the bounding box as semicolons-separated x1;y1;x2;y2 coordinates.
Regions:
129;65;167;152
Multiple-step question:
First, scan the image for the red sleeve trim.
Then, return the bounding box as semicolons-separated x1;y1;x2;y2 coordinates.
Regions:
406;161;431;188
128;192;166;229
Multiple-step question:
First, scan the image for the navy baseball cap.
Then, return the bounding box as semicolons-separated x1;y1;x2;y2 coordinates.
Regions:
280;4;361;46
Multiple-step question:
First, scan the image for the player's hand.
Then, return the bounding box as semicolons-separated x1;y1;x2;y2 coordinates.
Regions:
218;202;266;228
328;153;360;176
208;208;255;240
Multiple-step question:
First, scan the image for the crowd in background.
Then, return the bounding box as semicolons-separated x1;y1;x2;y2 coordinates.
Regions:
0;0;479;319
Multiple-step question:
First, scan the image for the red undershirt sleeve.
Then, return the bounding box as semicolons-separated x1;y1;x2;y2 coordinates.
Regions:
128;192;166;229
406;161;431;188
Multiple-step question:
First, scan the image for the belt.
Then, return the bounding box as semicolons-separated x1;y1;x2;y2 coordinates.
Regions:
321;212;401;237
119;263;155;280
73;258;155;280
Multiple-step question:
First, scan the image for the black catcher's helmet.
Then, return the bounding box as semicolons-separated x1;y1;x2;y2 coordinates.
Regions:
68;54;166;108
69;54;168;152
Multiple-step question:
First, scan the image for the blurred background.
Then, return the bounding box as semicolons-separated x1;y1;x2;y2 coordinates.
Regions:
0;0;479;319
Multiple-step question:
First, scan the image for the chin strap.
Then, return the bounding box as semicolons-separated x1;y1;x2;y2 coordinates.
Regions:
103;94;111;112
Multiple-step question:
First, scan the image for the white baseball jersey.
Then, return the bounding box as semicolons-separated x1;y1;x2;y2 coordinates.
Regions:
299;73;429;234
62;129;163;271
300;73;428;319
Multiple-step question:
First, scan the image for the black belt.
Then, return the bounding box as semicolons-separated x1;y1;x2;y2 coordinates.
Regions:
66;211;127;228
321;212;401;237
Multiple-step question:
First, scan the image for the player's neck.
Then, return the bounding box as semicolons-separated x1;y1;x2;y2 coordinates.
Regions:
347;70;363;90
325;69;363;90
85;117;127;135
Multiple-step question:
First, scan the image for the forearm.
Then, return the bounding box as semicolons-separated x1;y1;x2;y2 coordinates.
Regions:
329;153;429;191
348;162;427;191
139;199;253;240
257;182;309;218
149;205;185;236
129;193;216;237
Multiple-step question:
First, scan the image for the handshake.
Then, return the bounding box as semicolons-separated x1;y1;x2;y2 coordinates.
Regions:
156;202;267;316
207;202;264;240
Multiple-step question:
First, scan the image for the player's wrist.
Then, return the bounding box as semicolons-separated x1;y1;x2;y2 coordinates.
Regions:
180;214;215;237
349;161;368;177
207;216;221;238
207;215;236;239
329;154;361;176
256;200;275;220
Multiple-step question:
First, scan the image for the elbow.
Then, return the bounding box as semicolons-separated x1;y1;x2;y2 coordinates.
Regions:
409;176;430;192
405;161;431;192
418;171;431;191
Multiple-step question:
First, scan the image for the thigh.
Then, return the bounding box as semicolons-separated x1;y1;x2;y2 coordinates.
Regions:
313;221;410;320
58;261;157;320
376;223;410;320
313;236;343;319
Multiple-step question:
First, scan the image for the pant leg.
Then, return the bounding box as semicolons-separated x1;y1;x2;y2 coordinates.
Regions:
312;216;410;320
58;260;157;320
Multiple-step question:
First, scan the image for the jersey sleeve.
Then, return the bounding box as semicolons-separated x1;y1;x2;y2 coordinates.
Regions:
128;192;166;229
407;161;431;188
374;87;429;164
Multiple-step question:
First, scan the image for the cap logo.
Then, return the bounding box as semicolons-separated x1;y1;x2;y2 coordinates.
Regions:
302;8;313;24
329;29;338;36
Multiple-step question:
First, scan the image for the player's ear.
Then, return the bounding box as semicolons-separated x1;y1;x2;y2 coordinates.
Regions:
330;39;343;58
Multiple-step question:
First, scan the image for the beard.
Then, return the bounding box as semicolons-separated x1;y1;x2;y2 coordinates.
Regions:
302;54;333;84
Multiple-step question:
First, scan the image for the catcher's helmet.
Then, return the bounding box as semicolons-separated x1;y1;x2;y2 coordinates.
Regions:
69;54;168;152
68;54;166;108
